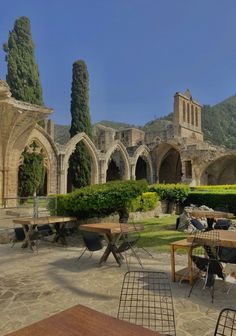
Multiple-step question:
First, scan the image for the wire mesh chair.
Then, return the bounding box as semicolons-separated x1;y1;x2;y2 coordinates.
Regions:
117;271;176;336
214;308;236;336
188;230;224;303
117;221;154;269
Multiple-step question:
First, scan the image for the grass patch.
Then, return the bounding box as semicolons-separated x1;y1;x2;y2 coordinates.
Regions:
134;215;187;253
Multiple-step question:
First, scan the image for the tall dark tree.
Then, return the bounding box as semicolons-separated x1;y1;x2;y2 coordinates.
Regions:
68;60;92;189
4;17;45;197
3;16;44;106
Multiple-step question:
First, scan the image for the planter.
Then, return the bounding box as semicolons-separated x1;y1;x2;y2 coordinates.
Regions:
161;200;168;214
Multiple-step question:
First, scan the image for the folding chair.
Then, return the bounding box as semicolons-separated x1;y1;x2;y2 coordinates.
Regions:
214;308;236;336
117;271;176;335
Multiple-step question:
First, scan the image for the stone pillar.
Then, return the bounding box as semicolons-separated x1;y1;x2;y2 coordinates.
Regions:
99;159;107;184
130;163;136;180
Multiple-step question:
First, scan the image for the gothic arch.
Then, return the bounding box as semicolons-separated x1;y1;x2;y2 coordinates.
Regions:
104;140;130;181
133;145;153;183
62;132;99;191
200;154;236;185
154;142;182;183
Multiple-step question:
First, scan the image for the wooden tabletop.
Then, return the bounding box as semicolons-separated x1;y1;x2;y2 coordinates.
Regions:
13;216;77;226
187;230;236;248
80;222;143;235
5;304;162;336
186;210;234;219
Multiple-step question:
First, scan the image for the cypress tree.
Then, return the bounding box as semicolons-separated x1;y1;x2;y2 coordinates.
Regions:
3;16;44;106
68;60;92;189
4;17;45;197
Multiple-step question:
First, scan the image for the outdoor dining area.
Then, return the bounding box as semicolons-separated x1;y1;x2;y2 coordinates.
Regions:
1;204;236;336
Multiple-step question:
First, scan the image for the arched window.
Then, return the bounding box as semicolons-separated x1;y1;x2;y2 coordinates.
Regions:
191;105;194;125
187;103;190;123
195;107;198;127
183;100;186;122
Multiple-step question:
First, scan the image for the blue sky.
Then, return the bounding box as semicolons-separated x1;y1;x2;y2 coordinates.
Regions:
1;0;236;126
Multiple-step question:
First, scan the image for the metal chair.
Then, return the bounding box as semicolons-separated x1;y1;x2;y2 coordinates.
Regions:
214;308;236;336
77;232;103;261
117;222;153;269
117;271;176;335
188;230;224;303
11;227;25;247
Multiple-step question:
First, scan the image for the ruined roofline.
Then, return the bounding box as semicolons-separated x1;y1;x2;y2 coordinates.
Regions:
0;80;52;116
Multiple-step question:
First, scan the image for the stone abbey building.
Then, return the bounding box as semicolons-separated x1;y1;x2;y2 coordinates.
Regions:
1;80;236;204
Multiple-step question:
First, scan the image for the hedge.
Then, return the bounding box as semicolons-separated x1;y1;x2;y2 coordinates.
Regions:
128;192;159;212
149;184;190;203
48;180;148;220
186;191;236;214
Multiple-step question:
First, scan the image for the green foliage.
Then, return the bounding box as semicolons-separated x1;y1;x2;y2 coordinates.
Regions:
192;185;236;191
69;60;92;188
186;190;236;214
149;184;190;203
54;180;148;218
18;147;45;198
128;192;159;212
68;142;91;188
202;96;236;149
4;16;44;107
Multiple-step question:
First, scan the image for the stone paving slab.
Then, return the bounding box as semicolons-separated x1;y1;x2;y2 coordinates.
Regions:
0;241;235;336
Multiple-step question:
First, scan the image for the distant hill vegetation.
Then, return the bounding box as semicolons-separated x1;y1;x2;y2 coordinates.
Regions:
54;95;236;149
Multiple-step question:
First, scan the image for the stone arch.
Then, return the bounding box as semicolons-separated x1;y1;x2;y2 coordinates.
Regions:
155;142;182;183
62;132;99;192
200;154;236;185
25;126;59;195
133;145;153;183
104;140;130;181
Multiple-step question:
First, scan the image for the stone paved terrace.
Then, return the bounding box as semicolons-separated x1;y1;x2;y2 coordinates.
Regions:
0;240;236;336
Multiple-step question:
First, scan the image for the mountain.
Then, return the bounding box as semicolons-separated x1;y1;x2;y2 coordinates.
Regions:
202;95;236;149
54;95;236;149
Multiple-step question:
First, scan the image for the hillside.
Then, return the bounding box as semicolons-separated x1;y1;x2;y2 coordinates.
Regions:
54;95;236;149
202;95;236;149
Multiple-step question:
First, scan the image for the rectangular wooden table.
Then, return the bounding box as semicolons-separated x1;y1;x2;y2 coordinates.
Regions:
187;229;236;248
5;304;162;336
13;216;77;250
80;222;143;266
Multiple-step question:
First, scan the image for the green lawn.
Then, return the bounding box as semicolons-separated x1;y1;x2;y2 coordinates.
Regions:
135;215;187;253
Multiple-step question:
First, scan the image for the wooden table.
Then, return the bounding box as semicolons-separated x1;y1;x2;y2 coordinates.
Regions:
80;222;143;266
13;216;77;250
170;238;199;285
5;304;162;336
187;230;236;248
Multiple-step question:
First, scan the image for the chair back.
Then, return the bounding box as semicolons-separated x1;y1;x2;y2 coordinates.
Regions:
82;232;103;252
118;271;176;336
214;308;236;336
14;227;25;241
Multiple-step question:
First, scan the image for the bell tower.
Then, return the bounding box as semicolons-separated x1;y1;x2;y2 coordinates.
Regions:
173;89;203;141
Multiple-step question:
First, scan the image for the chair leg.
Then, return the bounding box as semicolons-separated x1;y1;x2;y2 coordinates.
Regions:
140;247;154;258
77;247;88;261
188;271;202;298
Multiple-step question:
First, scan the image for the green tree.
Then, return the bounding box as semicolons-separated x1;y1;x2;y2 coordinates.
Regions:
68;60;92;189
3;16;44;107
18;144;45;198
4;17;46;198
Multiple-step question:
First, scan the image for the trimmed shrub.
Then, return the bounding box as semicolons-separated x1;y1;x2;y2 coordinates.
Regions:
149;184;190;203
186;191;236;214
128;192;159;212
50;180;148;219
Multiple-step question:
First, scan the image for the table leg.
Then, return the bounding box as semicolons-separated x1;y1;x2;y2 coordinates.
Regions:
170;245;176;282
99;233;123;266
